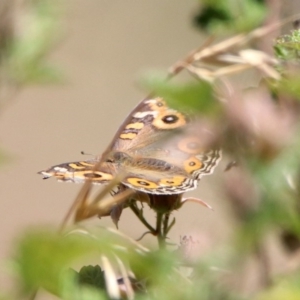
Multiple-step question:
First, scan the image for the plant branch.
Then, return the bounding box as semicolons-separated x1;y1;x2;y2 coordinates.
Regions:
156;212;165;249
129;201;155;233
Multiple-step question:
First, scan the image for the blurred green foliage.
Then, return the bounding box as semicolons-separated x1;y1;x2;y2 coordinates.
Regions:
14;228;192;299
1;0;62;86
256;273;300;300
193;0;266;34
273;29;300;98
274;29;300;61
76;265;106;290
0;0;62;182
13;227;253;299
141;72;219;116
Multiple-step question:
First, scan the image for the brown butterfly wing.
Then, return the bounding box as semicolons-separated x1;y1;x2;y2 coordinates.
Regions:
105;98;221;194
38;159;116;184
39;98;221;194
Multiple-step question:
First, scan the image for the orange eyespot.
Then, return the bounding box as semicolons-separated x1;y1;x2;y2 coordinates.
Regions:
184;157;202;174
126;177;158;189
162;114;179;124
177;137;203;154
152;111;186;129
79;171;113;181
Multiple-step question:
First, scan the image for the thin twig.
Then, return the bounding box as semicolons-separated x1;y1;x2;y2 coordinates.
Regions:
166;217;176;235
129;202;155;233
156;212;165;249
76;189;135;221
59;181;92;232
136;231;152;242
162;212;170;237
255;242;272;288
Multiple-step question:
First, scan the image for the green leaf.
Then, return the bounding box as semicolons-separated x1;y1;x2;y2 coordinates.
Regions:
237;130;300;250
274;76;300;99
274;29;300;61
193;0;266;34
14;227;152;296
5;0;63;85
16;230;92;294
256;274;300;300
77;265;106;290
61;273;107;300
15;228;125;295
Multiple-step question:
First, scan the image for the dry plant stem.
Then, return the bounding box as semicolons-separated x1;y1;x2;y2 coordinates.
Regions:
255;243;272;288
167;36;215;77
260;0;281;54
129;202;172;249
62;167;127;226
156;212;165;249
76;189;135;221
166;216;176;234
136;231;152;242
162;212;173;237
59;180;92;232
58;157;111;229
129;202;155;233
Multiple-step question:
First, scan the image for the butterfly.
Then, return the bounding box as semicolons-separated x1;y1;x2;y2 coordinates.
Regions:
38;98;221;195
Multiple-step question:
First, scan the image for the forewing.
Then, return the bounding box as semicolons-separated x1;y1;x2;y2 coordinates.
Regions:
38;159;116;184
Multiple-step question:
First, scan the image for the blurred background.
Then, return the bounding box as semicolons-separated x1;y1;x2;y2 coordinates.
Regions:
1;0;300;296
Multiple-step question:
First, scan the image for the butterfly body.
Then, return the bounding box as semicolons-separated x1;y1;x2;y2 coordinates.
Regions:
39;98;221;195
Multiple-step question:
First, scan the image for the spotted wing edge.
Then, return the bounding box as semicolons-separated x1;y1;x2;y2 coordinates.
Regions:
38;160;114;184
